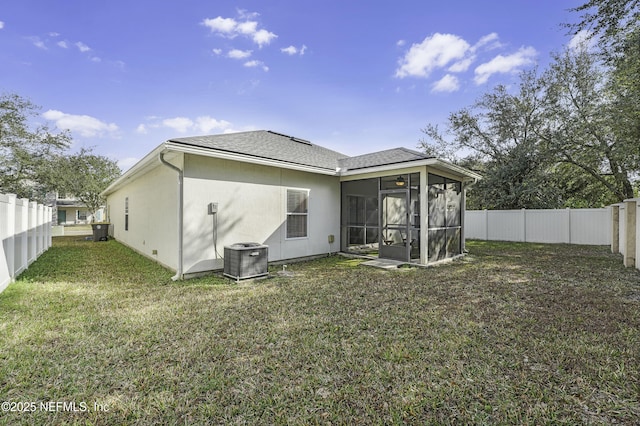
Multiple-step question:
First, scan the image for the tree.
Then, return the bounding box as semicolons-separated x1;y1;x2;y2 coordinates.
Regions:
420;70;563;209
0;93;70;200
567;0;640;188
421;45;637;208
55;148;121;222
567;0;639;57
541;45;636;201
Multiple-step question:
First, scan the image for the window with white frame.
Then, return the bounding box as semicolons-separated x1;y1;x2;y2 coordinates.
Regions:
286;189;308;238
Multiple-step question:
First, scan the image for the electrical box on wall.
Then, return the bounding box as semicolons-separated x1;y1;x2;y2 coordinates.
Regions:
208;202;218;215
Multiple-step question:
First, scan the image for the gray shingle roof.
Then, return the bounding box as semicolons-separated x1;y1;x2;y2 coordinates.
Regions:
170;130;347;171
338;147;433;171
169;130;433;172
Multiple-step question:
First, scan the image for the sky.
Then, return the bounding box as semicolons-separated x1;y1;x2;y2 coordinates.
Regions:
0;0;588;171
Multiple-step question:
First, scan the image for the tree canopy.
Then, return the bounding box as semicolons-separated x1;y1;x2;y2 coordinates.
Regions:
54;148;121;220
421;1;639;209
0;93;70;201
0;93;121;209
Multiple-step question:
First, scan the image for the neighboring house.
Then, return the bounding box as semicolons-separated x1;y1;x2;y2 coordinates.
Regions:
55;194;104;225
101;130;481;279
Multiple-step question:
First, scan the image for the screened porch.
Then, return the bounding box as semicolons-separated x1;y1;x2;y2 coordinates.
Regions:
340;171;464;265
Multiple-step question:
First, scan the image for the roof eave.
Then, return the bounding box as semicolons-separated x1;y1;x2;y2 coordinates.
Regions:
339;158;481;181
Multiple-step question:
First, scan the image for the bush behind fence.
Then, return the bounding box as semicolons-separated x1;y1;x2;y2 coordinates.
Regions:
0;193;53;293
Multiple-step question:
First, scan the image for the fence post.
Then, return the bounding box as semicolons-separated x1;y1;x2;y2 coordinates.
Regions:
19;198;29;275
567;208;572;244
28;201;37;264
636;200;640;271
37;203;44;255
6;194;16;280
610;205;619;253
624;199;637;268
46;206;52;249
484;209;489;240
521;208;527;242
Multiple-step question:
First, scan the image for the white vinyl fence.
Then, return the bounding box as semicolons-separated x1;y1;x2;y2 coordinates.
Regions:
1;193;53;294
465;208;611;245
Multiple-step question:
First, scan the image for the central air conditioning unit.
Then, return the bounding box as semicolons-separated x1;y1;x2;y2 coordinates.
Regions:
223;242;269;281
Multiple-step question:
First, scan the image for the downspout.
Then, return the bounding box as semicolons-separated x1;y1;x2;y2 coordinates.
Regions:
159;151;184;280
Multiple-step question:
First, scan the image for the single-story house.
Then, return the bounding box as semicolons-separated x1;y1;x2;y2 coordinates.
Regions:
55;195;104;225
101;130;481;279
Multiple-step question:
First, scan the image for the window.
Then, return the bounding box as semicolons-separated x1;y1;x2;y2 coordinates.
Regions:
286;189;308;238
125;197;129;231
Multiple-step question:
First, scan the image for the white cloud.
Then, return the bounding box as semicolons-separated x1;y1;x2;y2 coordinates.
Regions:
0;21;5;30
195;116;232;133
135;124;148;134
281;44;307;56
57;40;68;48
474;46;537;84
281;45;297;55
244;60;269;71
159;115;232;134
43;110;118;138
568;29;596;51
395;33;471;78
202;13;277;47
237;21;258;35
162;117;194;133
252;29;277;47
237;9;260;20
202;17;237;34
28;36;47;50
448;57;474;73
212;48;222;55
75;41;91;52
228;49;252;59
473;32;501;51
395;32;510;80
432;74;460;93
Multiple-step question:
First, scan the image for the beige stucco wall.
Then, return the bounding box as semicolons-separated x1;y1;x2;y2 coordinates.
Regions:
182;154;341;275
105;157;181;271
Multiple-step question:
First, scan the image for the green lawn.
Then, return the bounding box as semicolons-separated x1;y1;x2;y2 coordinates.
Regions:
1;237;639;425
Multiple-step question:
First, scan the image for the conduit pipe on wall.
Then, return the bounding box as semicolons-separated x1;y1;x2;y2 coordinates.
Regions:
159;151;184;280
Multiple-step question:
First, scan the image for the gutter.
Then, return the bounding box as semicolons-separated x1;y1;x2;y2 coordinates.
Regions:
339;158;482;181
159;151;184;281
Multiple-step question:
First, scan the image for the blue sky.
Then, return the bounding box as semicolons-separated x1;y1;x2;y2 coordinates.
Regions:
1;0;586;171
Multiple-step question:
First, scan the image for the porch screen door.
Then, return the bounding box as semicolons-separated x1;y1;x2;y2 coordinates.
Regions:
379;189;410;261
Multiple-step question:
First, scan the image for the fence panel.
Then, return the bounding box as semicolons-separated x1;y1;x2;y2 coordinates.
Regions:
525;209;569;243
0;193;53;294
487;210;525;242
571;209;612;245
465;208;611;245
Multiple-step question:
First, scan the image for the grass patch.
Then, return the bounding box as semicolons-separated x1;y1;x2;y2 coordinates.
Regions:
1;237;639;424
